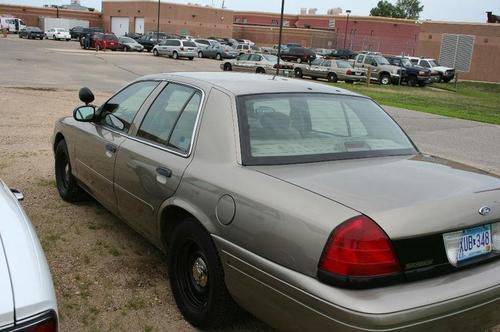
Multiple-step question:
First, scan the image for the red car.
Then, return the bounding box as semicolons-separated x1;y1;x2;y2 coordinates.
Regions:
81;33;120;50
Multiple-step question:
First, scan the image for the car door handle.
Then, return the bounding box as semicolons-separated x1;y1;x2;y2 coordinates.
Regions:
105;143;117;153
156;167;172;178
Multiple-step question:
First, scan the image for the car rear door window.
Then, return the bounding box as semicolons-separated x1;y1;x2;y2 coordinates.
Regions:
250;54;262;61
100;81;159;132
137;83;202;153
239;54;251;61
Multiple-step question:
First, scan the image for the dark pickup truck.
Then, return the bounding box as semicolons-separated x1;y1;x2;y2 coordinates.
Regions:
386;56;432;86
280;47;316;63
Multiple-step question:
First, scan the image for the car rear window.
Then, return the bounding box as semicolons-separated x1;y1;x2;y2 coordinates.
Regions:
236;93;416;165
103;34;118;41
183;41;196;47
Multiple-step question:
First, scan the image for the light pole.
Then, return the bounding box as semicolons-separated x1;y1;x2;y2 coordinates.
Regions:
156;0;160;43
342;9;351;49
275;0;285;76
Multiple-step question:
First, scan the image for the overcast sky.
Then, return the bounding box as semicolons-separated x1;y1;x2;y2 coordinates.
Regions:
3;0;498;23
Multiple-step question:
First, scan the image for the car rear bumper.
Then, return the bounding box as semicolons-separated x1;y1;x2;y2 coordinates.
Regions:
178;51;196;58
215;235;500;332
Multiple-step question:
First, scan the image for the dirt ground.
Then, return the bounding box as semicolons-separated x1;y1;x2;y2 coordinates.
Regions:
0;87;270;332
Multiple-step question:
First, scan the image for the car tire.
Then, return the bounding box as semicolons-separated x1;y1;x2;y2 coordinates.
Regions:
294;68;303;78
66;39;70;41
297;58;302;64
216;53;222;61
53;35;56;41
408;75;417;87
438;73;443;83
345;80;354;84
168;218;239;329
327;73;338;83
379;74;391;85
443;77;451;83
223;63;232;71
153;48;159;56
123;46;128;52
173;52;179;59
256;67;265;74
198;51;203;58
418;81;426;87
55;140;88;202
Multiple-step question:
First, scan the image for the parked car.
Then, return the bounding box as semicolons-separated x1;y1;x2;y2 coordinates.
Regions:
325;48;358;60
54;72;500;331
353;53;402;85
192;38;215;50
294;58;366;83
409;57;455;83
45;28;71;41
0;179;58;331
312;48;333;57
118;36;144;52
125;32;143;40
198;44;238;60
221;53;293;75
80;32;120;51
386;56;432;86
70;26;103;41
18;27;45;40
0;16;26;33
136;33;170;52
280;47;316;63
236;38;255;45
152;39;197;60
235;43;260;55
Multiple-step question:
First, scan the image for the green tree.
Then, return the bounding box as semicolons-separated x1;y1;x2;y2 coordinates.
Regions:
369;0;423;19
369;0;399;18
396;0;424;20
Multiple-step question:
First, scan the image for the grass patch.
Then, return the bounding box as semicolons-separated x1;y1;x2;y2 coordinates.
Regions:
332;81;500;125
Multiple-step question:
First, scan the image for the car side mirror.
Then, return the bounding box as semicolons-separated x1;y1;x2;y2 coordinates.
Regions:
79;87;95;105
10;188;24;201
73;105;96;122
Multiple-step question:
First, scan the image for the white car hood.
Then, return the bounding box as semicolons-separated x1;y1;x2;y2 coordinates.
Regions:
433;66;454;71
0;181;57;323
0;236;14;329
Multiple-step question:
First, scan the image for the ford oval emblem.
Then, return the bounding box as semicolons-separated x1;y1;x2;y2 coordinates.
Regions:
478;206;491;216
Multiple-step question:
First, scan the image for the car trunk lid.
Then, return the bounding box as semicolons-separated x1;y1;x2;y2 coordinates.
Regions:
251;154;500;239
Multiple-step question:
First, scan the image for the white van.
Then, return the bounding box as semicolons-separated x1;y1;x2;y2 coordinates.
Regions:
0;17;27;33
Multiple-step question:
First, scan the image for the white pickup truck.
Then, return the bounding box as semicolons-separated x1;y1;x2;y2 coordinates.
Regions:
409;57;455;83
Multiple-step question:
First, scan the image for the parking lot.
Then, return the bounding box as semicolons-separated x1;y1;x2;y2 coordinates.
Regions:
1;36;499;332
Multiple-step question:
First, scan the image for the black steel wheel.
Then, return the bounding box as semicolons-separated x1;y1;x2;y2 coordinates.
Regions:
168;218;239;328
55;140;87;202
256;67;266;74
327;72;338;83
408;75;417;87
223;63;232;71
294;68;303;78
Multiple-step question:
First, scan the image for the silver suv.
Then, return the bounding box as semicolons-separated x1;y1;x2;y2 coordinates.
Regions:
152;39;197;60
353;53;402;85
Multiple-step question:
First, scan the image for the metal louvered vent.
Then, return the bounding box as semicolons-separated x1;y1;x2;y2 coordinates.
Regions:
439;34;475;72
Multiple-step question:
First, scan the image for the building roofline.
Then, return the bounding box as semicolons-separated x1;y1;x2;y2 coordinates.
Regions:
102;0;233;12
0;2;101;13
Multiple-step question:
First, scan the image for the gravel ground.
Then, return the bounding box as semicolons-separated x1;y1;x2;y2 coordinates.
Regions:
0;87;270;332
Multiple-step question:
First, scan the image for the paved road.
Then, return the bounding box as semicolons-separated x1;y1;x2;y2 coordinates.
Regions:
1;35;499;175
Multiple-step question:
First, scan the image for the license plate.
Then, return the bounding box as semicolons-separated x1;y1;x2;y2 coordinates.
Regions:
457;225;492;262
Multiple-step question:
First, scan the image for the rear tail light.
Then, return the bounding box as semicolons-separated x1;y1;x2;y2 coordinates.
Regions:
15;311;58;332
319;216;400;278
180;47;184;51
346;69;353;75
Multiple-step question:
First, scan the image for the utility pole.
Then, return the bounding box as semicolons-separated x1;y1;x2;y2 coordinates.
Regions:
275;0;285;76
222;0;225;8
343;9;351;49
157;0;160;43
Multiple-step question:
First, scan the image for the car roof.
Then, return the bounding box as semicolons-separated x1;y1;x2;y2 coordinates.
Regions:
139;72;363;97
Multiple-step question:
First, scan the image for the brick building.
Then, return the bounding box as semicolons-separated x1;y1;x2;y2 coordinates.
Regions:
102;0;233;38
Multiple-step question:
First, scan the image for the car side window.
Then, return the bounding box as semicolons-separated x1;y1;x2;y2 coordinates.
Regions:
250;54;262;61
421;61;430;68
100;81;159;132
137;83;202;153
239;54;251;61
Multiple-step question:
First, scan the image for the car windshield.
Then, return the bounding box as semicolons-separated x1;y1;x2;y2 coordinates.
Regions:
374;56;390;65
120;37;135;43
336;60;352;68
237;93;416;165
55;28;67;32
251;45;259;50
428;60;439;67
400;58;412;66
262;54;278;62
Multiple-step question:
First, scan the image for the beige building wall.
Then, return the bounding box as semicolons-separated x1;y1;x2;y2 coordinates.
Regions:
416;22;500;82
233;24;336;48
102;0;233;38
